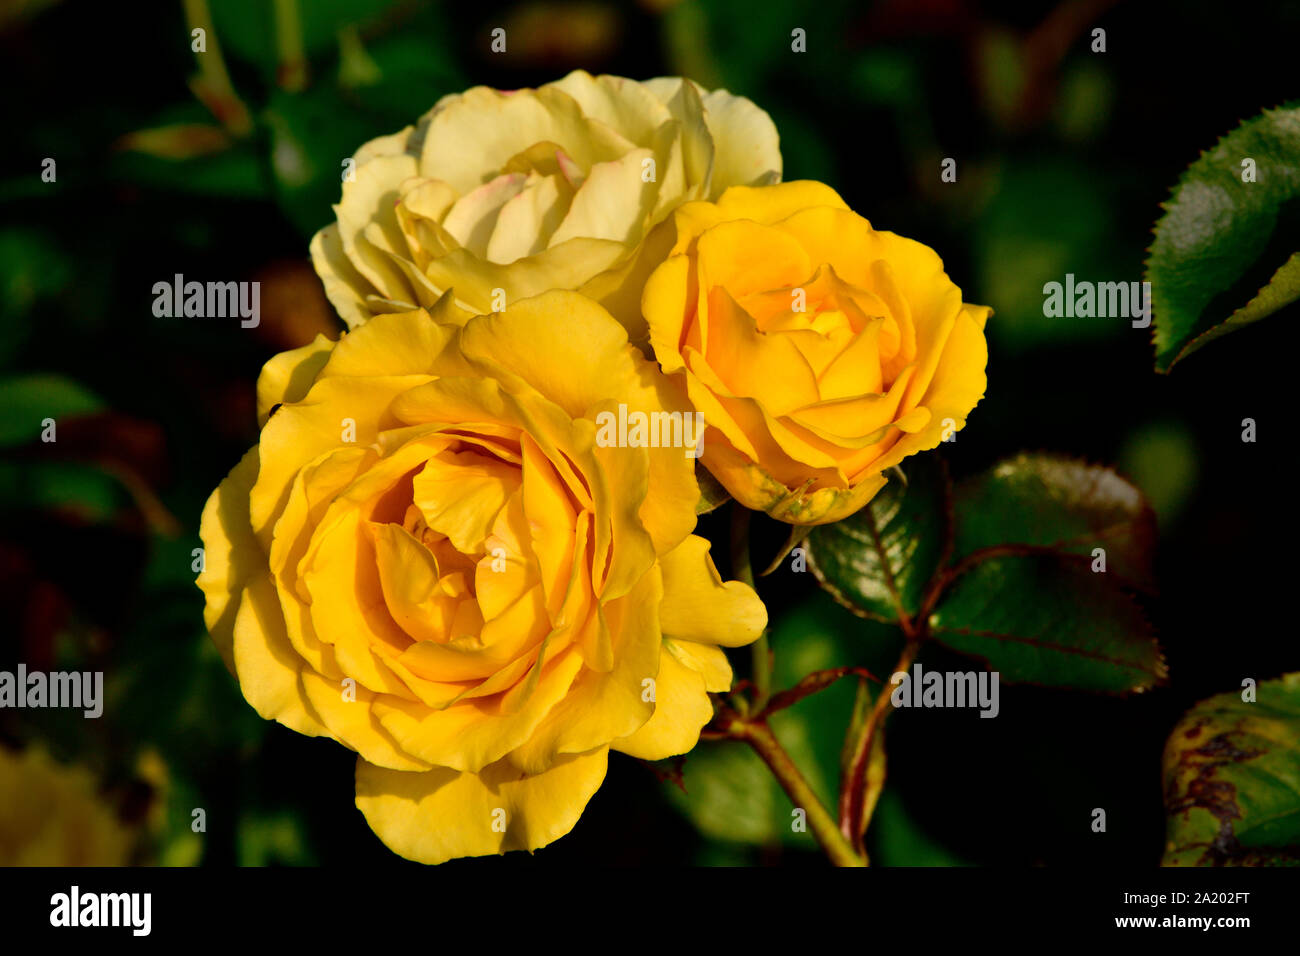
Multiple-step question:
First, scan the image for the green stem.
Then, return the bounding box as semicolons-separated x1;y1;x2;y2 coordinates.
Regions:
731;717;866;867
730;505;771;709
273;0;308;91
182;0;252;134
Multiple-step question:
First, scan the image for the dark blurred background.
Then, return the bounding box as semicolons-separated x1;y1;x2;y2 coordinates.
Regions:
1;0;1297;866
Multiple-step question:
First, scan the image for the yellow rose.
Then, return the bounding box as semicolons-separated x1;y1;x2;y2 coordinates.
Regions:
198;291;765;864
0;746;133;866
311;70;781;341
643;181;991;525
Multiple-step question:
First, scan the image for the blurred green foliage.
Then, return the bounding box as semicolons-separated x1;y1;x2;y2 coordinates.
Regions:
1;0;1298;867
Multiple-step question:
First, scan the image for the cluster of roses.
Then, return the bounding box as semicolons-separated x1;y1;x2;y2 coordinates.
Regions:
198;71;989;864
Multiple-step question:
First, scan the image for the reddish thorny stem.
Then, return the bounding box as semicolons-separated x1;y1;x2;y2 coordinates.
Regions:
712;506;950;865
714;508;888;866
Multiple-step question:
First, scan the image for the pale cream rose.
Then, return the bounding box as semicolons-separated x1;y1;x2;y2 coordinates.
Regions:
310;70;781;341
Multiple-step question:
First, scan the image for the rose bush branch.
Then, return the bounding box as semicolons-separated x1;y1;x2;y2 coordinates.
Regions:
839;637;919;852
730;505;772;710
713;703;866;867
721;504;879;865
760;665;880;717
835;529;949;852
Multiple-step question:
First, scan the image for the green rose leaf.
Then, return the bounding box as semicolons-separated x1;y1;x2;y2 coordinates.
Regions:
928;556;1165;693
953;453;1156;590
805;457;951;623
1162;673;1300;866
1146;101;1300;371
